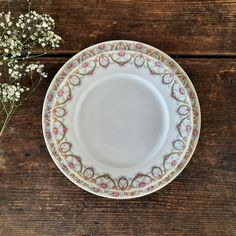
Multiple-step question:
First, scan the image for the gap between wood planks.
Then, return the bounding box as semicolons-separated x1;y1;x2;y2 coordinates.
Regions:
1;53;236;60
36;53;236;59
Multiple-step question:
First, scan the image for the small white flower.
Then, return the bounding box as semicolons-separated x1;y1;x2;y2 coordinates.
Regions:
0;10;60;112
42;22;48;28
0;83;26;104
15;91;20;98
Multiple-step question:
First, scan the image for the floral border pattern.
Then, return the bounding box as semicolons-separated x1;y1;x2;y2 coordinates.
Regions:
43;41;200;198
50;51;192;191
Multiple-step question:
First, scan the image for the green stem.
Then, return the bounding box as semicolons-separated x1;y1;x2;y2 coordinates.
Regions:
0;107;15;136
17;52;47;60
30;70;34;88
32;77;42;92
0;98;9;115
26;0;31;11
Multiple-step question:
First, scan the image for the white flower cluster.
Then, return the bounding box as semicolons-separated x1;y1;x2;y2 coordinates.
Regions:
25;63;48;78
0;12;23;59
7;60;24;81
0;10;61;61
16;11;61;49
0;83;29;103
0;12;12;29
0;9;61;135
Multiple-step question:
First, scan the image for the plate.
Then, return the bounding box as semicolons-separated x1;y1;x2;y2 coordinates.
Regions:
42;40;201;199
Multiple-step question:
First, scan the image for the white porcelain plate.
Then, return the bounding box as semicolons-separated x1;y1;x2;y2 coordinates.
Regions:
42;40;201;199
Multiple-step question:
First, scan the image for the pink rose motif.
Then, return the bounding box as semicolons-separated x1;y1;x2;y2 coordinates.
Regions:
93;187;100;193
179;87;185;94
155;61;162;67
139;182;146;188
100;183;108;189
82;62;88;68
113;192;119;197
53;127;58;135
119;61;125;65
68;162;75;169
46;131;51;139
62;165;68;172
118;51;125;57
63;127;67;133
186;125;192;132
178;163;184;169
136;43;142;49
157;174;162;179
76;156;81;162
58;89;64;97
148;186;154;191
169;61;175;68
98;44;105;50
47;94;53;101
67;63;73;69
190;91;195;98
188;146;193;153
193;129;198;136
171;160;177;167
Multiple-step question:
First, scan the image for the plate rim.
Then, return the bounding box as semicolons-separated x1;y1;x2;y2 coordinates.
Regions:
42;40;201;199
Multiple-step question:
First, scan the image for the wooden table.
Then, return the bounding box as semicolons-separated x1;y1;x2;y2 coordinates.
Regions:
1;1;236;235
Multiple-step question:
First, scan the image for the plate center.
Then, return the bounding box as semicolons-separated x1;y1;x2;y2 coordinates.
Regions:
75;73;169;169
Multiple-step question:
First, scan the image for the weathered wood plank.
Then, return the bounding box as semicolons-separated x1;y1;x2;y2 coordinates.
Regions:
0;58;235;236
0;0;236;55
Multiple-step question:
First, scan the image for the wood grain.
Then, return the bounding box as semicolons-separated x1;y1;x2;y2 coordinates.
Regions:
1;0;236;55
0;0;235;235
0;58;235;236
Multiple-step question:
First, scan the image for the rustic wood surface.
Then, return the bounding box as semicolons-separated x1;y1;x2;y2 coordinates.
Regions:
1;0;236;55
0;1;236;236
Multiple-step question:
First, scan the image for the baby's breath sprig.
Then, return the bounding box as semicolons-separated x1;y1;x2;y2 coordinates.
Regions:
0;8;61;135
